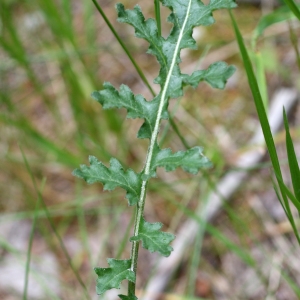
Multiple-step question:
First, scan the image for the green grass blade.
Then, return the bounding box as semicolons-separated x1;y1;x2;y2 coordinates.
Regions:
20;148;45;300
272;178;289;217
83;0;97;47
35;0;74;43
61;0;74;41
0;237;21;255
19;146;91;299
283;108;300;202
230;11;281;178
274;177;300;244
23;204;37;300
186;222;205;297
283;0;300;20
39;196;92;300
0;114;81;167
281;268;300;296
154;0;161;36
253;52;268;110
279;179;300;213
91;0;155;96
35;0;96;86
229;10;299;243
0;3;55;109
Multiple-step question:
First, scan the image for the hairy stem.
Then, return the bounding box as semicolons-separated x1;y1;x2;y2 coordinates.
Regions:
128;0;193;296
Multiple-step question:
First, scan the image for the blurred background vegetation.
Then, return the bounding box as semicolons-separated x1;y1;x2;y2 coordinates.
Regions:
0;0;299;299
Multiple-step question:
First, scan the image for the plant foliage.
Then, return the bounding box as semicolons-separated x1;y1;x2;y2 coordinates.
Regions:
94;259;135;295
73;156;142;206
74;0;236;298
130;218;175;256
230;10;300;245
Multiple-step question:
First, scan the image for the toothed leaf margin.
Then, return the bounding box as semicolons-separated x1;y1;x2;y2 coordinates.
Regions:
73;156;141;206
94;259;135;295
152;146;212;175
130;218;175;257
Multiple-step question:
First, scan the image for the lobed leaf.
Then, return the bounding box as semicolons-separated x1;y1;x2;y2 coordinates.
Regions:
152;146;212;175
74;0;239;297
130;218;175;257
117;0;236;97
94;259;135;295
186;62;236;89
91;1;236;140
92;83;168;139
73;156;141;206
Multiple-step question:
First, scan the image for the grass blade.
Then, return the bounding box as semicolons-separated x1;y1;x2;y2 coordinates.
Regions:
154;0;161;36
230;10;282;184
229;10;300;244
0;114;80;167
279;179;300;213
283;108;300;203
274;176;300;243
283;0;300;20
39;195;92;300
186;222;205;297
20;146;91;299
21;148;45;300
272;178;289;217
253;52;268;110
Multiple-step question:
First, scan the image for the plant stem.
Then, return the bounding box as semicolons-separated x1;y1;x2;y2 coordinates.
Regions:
128;0;193;296
128;181;148;295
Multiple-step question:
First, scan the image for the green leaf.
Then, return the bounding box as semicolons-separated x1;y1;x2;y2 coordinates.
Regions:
273;175;300;242
230;10;285;197
230;10;300;246
152;146;212;175
282;0;300;20
75;0;239;297
130;218;175;257
73;156;141;206
186;61;236;89
117;0;236;97
91;83;168;139
283;108;300;203
94;1;236;140
278;178;300;212
94;259;135;295
119;294;138;300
